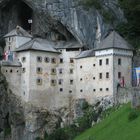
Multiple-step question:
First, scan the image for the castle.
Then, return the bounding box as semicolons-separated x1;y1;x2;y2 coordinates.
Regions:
0;26;133;109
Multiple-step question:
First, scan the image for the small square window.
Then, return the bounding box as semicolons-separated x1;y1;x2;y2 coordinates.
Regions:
70;80;73;85
22;57;26;62
118;72;121;79
51;68;56;75
80;89;83;92
69;90;72;93
58;79;63;85
106;88;109;91
106;72;109;78
70;69;73;74
51;58;56;64
99;73;102;79
51;79;57;86
93;89;96;92
93;77;95;80
118;58;121;65
70;58;74;63
106;59;109;65
36;78;42;85
99;59;102;66
93;64;96;67
36;67;43;74
22;68;26;73
80;78;83;81
59;68;63;74
60;58;63;63
60;88;63;92
80;66;82;69
44;57;50;63
100;88;102;91
10;69;13;73
37;56;42;62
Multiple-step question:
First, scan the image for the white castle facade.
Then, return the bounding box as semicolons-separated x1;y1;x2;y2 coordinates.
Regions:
0;26;133;109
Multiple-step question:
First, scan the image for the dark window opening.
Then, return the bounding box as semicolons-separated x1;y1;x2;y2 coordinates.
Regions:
59;68;63;74
36;78;42;85
80;66;82;69
37;67;43;74
70;69;73;74
60;88;63;92
118;72;121;79
80;89;83;92
60;58;63;63
51;58;56;64
45;57;50;63
37;56;42;62
70;80;74;85
93;64;96;67
99;59;102;66
100;88;102;91
106;72;109;78
118;58;121;65
106;59;109;65
10;69;13;73
80;78;83;81
93;77;95;80
99;73;102;79
93;89;96;92
70;58;74;63
106;88;109;91
58;79;63;85
69;90;72;93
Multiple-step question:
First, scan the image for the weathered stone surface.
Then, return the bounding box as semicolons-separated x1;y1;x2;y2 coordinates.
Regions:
0;0;126;48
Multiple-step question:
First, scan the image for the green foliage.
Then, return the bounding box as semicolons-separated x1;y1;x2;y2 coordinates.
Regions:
4;127;11;137
80;0;101;9
117;0;140;48
75;103;140;140
128;109;139;121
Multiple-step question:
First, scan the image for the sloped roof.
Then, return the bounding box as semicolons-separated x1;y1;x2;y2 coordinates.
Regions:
54;41;83;49
94;31;133;51
14;38;60;53
0;60;22;67
76;49;95;59
4;26;32;38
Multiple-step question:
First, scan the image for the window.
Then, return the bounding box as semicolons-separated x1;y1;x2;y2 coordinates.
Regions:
51;58;56;64
36;67;43;74
99;73;102;79
100;88;102;91
22;68;26;73
80;66;82;69
58;79;63;85
70;69;73;74
106;59;109;65
93;64;96;67
22;57;26;62
106;72;109;78
93;77;95;80
118;72;121;79
37;56;42;62
10;69;13;73
60;88;63;92
93;89;96;92
36;78;42;85
99;59;102;66
80;89;83;92
60;58;63;63
70;80;73;85
106;88;109;91
80;78;83;81
118;58;121;65
44;57;50;63
51;79;57;86
70;58;74;63
51;68;56;75
59;68;63;74
6;70;8;73
69;90;72;93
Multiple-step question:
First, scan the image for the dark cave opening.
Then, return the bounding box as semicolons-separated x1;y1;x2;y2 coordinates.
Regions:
17;1;33;31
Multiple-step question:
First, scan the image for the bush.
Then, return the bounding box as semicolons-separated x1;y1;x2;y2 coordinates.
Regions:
128;110;139;121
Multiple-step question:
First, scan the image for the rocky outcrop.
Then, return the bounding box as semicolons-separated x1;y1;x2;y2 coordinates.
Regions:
0;0;125;48
0;69;74;140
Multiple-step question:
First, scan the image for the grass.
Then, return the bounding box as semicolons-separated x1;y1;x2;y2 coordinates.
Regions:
74;103;140;140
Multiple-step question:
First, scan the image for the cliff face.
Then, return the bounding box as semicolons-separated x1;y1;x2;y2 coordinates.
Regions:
0;70;63;140
0;0;125;48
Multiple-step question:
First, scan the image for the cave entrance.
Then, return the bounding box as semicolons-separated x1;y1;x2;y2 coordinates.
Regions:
17;1;33;32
